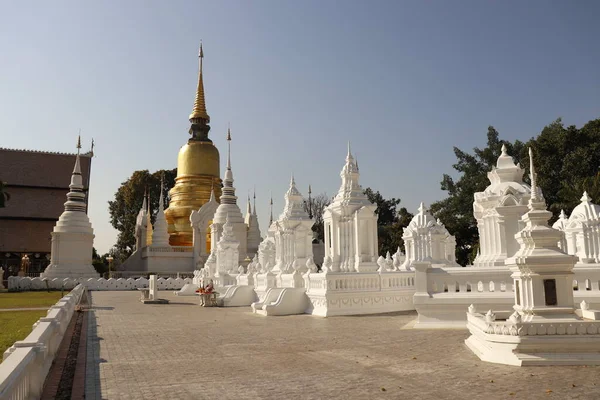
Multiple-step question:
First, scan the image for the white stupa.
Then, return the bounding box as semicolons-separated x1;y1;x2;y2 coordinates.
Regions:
151;175;171;248
210;127;248;263
465;148;600;366
556;192;600;264
134;191;149;251
472;144;532;267
271;175;313;273
245;191;262;259
42;137;99;279
323;144;378;272
145;192;153;247
401;203;459;269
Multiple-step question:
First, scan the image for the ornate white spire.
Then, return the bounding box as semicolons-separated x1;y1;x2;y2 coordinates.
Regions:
141;188;147;213
246;195;252;216
64;137;86;213
211;127;247;262
245;190;262;258
334;143;367;205
151;174;171;247
269;192;274;226
279;173;310;221
528;147;545;210
42;137;98;279
220;127;237;205
146;191;153;246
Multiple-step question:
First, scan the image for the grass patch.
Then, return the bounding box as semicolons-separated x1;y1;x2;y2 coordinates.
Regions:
0;291;64;309
0;310;47;354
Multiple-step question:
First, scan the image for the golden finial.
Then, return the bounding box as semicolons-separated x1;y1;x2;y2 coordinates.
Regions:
189;42;210;123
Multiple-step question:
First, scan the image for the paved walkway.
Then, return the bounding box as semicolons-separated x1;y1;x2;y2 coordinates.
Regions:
85;291;600;400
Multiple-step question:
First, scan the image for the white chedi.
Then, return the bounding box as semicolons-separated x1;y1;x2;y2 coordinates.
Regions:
190;187;219;268
151;176;171;248
245;193;262;259
42;140;99;279
257;227;276;273
216;215;239;275
323;144;378;272
473;144;532;267
210;128;248;263
134;194;149;251
271;175;313;273
554;192;600;264
401;203;458;269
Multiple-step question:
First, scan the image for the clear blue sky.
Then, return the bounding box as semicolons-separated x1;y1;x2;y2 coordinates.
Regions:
1;1;599;254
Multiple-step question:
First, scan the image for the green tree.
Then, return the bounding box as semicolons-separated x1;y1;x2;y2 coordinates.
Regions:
558;172;600;212
92;247;109;275
302;192;330;242
525;118;600;218
363;188;413;256
0;181;10;208
429;127;525;266
108;169;176;257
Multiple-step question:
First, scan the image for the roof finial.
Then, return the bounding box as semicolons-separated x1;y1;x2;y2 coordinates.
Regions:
347;141;352;159
159;173;165;209
501;143;507;156
418;202;425;214
226;124;232;170
529;147;538;202
560;209;567;220
290;173;296;186
189;42;210;122
142;187;147;211
199;40;204;73
72;134;82;176
253;187;257;216
90;138;95;156
269;192;274;226
581;191;591;203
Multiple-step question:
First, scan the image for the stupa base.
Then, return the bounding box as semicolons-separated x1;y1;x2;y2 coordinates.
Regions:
465;311;600;366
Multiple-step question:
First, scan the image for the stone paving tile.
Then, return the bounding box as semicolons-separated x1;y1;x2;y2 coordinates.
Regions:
87;291;600;400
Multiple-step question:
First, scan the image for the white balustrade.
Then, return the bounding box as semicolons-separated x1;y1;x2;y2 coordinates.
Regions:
424;267;513;295
8;276;194;291
0;285;85;399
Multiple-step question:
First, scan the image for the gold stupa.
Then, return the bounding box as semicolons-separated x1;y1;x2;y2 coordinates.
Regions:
165;44;222;246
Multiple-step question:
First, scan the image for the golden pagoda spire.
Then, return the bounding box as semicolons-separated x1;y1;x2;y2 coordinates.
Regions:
189;42;210;123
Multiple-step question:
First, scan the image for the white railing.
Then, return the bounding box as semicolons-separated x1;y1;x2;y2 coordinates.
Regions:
145;246;193;254
0;347;42;399
0;285;85;399
423;266;513;295
304;271;416;295
381;272;415;290
307;274;327;291
278;273;304;289
254;272;277;291
8;276;194;291
328;273;380;291
111;271;195;279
